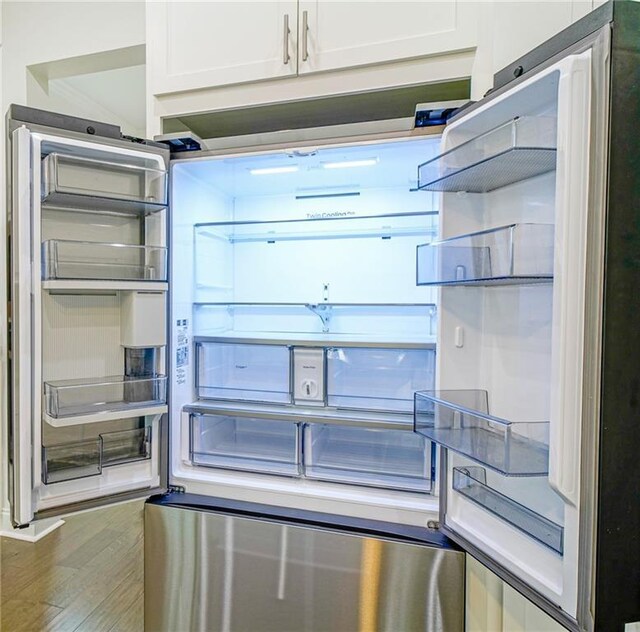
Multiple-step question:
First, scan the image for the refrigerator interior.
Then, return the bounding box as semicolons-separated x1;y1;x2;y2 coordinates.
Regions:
413;51;594;616
170;136;443;524
19;130;168;519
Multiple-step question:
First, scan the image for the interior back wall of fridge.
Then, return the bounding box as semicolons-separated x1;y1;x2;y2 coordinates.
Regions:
169;136;442;523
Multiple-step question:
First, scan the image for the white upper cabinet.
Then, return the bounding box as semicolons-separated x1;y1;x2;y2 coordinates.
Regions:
297;1;478;75
148;1;479;97
148;1;298;95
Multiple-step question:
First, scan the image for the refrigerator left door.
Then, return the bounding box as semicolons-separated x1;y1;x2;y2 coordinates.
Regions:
8;122;170;527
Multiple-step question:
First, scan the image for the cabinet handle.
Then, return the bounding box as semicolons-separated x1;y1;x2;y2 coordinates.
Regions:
283;14;291;65
301;10;309;62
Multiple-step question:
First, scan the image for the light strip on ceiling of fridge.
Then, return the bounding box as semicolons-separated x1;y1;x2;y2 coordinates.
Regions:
249;166;299;175
322;159;378;169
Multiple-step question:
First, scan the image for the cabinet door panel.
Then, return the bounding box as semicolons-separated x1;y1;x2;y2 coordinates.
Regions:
298;1;478;74
150;1;298;95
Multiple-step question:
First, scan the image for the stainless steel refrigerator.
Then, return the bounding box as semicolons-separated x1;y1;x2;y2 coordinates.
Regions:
6;2;640;630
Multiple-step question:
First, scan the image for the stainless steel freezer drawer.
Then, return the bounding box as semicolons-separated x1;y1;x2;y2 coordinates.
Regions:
145;496;464;632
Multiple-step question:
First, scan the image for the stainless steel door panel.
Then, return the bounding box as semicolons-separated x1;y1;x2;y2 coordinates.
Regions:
145;503;464;632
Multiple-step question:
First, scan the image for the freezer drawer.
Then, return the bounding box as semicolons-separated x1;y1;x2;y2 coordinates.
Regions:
145;498;465;632
41;152;168;212
190;414;300;476
196;342;291;404
327;346;435;412
303;424;432;492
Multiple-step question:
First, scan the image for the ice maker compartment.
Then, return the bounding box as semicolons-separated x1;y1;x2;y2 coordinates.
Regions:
417;117;557;193
42;439;102;484
416;224;554;286
42;240;168;282
327;347;435;412
190;414;300;476
196;343;291;404
414;390;549;476
304;424;431;492
453;466;563;554
41;152;167;211
44;375;167;420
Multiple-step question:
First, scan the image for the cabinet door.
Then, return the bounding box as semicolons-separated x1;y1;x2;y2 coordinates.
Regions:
148;1;298;95
297;1;478;75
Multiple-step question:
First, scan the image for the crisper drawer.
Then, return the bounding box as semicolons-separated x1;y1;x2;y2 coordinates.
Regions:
303;424;432;492
197;343;291;404
327;347;435;412
190;414;300;476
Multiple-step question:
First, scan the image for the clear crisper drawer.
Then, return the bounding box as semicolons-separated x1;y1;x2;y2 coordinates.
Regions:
42;439;102;484
190;414;300;476
42;240;168;282
416;224;554;286
197;343;291;404
327;347;435;412
42;153;167;211
304;424;431;492
414;390;549;476
418;117;557;193
44;375;167;419
453;466;563;554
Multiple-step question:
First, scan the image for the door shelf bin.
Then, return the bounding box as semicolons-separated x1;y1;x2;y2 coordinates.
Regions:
196;342;291;404
44;375;168;419
190;414;300;476
417;117;557;193
101;426;152;467
453;466;563;554
41;152;168;212
327;347;435;413
304;424;432;492
42;439;102;484
416;224;554;286
42;426;153;484
42;240;168;282
414;390;549;476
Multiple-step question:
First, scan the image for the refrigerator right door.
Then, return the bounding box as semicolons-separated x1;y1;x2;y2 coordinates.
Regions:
414;35;608;625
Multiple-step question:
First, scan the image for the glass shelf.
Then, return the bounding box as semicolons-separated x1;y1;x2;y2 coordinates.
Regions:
190;414;300;476
416;224;554;286
42;439;102;484
418;117;557;193
42;240;168;282
42;153;167;212
414;390;549;476
44;375;167;420
453;466;563;554
195;212;437;244
42;426;153;484
304;424;432;492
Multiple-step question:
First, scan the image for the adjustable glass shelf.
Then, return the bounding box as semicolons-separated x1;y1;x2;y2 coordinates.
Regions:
416;224;554;286
195;212;437;244
414;390;549;476
190;414;300;476
44;375;168;426
453;466;564;554
42;426;153;484
42;240;168;287
418;117;557;193
41;153;167;213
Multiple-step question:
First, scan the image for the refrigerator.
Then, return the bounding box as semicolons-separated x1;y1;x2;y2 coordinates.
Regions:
5;1;640;630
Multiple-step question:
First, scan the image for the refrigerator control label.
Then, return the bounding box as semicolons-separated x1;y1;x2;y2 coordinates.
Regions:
176;319;189;385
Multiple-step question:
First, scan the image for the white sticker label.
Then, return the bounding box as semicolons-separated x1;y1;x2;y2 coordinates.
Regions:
176;318;189;385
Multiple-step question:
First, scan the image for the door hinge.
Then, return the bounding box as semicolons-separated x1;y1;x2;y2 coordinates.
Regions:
167;485;186;494
427;520;440;530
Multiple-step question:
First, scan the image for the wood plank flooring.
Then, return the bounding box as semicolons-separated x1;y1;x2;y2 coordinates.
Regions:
1;501;144;632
